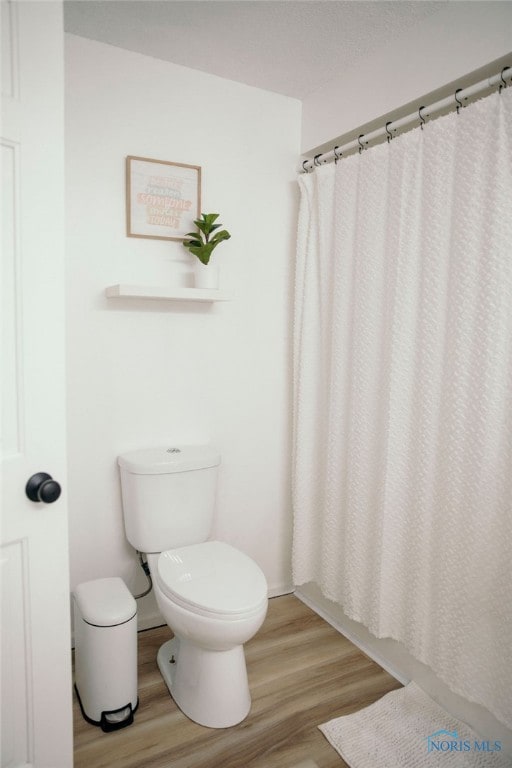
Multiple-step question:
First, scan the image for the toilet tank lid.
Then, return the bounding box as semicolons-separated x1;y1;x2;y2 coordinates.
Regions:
118;445;221;474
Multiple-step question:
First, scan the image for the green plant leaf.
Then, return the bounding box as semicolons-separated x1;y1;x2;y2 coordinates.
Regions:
194;220;210;237
183;237;203;248
187;242;215;265
210;229;231;245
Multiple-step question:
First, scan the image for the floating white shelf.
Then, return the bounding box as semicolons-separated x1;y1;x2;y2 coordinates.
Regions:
105;284;231;302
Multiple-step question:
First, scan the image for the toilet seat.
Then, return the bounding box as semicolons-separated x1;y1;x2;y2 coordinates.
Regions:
155;541;267;619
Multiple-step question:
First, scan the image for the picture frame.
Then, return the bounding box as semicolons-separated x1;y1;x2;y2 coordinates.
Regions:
126;155;202;241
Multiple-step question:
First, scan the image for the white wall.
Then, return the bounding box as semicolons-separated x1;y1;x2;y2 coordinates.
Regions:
65;34;301;627
302;1;512;153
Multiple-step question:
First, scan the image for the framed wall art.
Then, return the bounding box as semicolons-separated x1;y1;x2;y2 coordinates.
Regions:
126;156;202;241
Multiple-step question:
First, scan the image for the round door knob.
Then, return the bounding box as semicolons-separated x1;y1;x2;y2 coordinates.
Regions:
25;472;62;504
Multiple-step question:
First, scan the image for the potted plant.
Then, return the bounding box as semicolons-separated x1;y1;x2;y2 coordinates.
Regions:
183;213;231;289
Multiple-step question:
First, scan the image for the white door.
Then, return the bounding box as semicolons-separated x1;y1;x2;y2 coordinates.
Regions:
1;1;73;766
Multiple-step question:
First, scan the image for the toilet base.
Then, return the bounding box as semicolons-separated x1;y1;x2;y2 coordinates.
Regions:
157;637;251;728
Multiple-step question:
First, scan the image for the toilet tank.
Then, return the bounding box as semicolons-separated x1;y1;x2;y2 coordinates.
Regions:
118;445;220;554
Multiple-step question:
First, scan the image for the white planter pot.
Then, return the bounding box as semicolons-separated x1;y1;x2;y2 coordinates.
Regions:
194;259;219;290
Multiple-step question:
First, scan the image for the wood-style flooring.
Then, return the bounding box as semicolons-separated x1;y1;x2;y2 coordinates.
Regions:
73;594;401;768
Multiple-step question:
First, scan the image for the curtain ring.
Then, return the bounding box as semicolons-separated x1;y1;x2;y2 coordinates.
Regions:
385;122;393;143
499;66;510;93
333;146;341;164
358;134;366;154
455;88;463;114
418;106;426;130
313;154;322;166
302;159;310;173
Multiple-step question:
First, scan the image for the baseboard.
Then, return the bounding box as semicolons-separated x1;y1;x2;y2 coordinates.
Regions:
136;611;165;632
295;583;512;757
268;583;294;599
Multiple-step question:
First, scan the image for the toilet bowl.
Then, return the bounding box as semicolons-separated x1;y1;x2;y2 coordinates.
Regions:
148;540;268;728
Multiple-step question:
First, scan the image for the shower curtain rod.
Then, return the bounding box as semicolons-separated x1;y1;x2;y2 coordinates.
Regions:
301;66;511;172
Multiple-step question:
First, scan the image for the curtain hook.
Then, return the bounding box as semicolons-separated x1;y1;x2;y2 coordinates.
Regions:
358;134;366;154
455;88;463;114
385;122;393;143
418;105;426;130
333;146;341;164
499;66;510;93
313;154;322;167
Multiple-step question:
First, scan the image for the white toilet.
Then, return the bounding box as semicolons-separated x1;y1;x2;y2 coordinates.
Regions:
118;445;268;729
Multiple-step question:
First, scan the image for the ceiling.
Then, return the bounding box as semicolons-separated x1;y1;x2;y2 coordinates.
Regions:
63;1;447;100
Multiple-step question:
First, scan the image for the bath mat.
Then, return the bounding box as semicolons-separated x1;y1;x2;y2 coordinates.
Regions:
319;683;510;767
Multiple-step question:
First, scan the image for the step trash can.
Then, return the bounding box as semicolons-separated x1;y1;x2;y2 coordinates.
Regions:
73;577;138;732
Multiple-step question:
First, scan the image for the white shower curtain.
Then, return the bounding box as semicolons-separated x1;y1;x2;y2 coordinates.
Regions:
292;87;512;728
